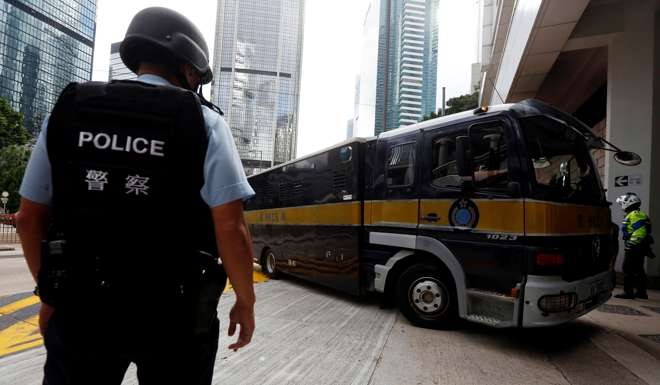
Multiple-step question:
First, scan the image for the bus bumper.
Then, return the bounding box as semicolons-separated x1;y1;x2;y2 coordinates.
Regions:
521;270;613;328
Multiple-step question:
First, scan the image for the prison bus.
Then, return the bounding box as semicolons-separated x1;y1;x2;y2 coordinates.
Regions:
244;99;637;328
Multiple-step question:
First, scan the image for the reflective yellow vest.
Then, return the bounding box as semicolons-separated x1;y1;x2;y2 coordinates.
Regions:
622;210;651;246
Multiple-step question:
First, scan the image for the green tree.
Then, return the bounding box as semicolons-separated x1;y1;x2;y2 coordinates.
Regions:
444;91;479;115
422;110;439;121
0;98;29;149
0;145;30;212
421;91;480;122
0;98;31;212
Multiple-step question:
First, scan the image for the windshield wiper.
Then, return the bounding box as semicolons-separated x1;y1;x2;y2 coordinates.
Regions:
543;115;642;166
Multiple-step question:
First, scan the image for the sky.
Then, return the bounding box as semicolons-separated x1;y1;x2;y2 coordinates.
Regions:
92;0;479;157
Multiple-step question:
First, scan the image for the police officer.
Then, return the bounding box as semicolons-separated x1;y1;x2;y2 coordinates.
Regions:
614;192;652;300
16;7;256;385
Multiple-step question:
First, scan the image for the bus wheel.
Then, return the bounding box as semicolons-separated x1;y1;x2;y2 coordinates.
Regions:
261;249;280;279
396;263;457;329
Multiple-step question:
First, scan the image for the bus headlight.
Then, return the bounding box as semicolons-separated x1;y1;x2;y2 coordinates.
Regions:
538;293;577;313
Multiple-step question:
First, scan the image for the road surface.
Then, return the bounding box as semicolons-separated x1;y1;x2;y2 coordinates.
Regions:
1;254;660;384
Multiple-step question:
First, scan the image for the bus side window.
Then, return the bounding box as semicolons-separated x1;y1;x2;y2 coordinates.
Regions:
469;124;509;190
431;130;464;189
386;142;415;187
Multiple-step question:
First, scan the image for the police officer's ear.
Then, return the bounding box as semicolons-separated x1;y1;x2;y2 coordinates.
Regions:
181;63;202;91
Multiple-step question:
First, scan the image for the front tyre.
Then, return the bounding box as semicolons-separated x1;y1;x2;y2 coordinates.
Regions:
396;263;458;329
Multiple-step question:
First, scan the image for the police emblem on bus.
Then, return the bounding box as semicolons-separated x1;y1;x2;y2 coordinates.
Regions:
449;199;479;229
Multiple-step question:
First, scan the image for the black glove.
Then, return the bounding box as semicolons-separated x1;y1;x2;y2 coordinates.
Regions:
624;240;634;250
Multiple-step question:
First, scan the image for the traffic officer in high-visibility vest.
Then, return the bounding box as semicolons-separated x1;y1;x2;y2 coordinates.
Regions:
614;192;652;300
16;7;256;385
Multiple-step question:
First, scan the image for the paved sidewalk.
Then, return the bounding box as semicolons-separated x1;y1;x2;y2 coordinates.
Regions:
1;282;659;384
0;266;658;384
585;288;660;361
0;244;22;259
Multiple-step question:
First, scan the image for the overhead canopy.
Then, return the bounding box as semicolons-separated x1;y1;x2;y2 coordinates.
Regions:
480;0;591;105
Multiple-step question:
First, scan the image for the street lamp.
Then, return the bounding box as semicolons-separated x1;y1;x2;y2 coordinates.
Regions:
1;191;8;214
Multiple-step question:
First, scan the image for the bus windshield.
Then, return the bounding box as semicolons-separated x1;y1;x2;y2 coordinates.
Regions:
520;116;604;204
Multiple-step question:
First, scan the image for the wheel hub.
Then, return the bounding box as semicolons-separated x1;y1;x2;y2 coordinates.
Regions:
266;253;276;274
410;279;444;314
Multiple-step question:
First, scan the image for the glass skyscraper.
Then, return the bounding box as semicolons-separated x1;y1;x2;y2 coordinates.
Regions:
0;0;96;134
211;0;305;175
108;41;136;81
374;0;438;135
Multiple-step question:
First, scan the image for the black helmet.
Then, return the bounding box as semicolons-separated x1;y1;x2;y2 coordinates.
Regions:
120;7;212;84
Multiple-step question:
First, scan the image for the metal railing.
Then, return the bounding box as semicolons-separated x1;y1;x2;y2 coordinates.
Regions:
0;214;19;244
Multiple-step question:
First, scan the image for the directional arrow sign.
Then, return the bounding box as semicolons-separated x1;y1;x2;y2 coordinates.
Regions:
614;176;629;187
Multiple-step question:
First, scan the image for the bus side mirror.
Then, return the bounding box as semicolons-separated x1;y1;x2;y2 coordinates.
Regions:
613;151;642;166
455;136;473;179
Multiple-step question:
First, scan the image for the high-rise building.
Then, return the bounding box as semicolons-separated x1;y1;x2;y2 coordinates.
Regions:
108;41;136;81
0;0;96;134
374;0;438;135
354;1;379;138
211;0;305;175
346;119;354;139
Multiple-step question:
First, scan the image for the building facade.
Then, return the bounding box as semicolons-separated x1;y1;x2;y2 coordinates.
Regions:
0;0;96;134
354;2;379;138
478;0;660;287
108;41;136;81
374;0;438;135
211;0;305;175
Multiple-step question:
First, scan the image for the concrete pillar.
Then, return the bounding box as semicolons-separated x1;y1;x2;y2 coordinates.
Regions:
605;1;659;286
650;9;660;288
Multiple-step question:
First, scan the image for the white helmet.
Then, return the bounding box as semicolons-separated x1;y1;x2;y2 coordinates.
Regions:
616;192;641;210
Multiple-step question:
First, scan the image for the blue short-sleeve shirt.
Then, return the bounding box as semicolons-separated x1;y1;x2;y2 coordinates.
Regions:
19;74;255;207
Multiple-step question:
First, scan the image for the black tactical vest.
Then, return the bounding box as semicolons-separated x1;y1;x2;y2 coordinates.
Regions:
45;80;218;299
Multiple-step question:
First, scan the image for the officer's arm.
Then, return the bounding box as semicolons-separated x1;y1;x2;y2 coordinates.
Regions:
211;199;255;350
630;220;648;245
16;198;51;282
211;199;255;302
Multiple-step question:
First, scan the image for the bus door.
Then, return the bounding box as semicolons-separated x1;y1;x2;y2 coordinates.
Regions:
419;118;527;314
368;133;420;236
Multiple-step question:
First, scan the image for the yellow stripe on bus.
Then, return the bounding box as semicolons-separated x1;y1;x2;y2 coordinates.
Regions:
245;201;362;226
420;199;526;234
525;200;611;236
245;198;611;236
367;200;419;226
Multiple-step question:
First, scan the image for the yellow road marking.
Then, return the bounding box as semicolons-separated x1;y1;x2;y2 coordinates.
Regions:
225;270;270;292
0;315;42;357
0;295;39;316
0;270;270;358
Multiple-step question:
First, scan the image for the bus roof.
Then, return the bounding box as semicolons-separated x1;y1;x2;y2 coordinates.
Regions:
378;103;515;139
248;99;574;179
249;137;370;178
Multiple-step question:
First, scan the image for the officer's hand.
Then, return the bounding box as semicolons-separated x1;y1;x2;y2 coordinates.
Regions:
228;300;255;351
38;303;54;336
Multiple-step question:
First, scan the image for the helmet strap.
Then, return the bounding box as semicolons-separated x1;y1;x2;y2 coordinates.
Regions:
176;70;193;91
196;85;224;116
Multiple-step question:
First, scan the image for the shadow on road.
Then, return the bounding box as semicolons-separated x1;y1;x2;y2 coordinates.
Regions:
459;318;602;354
276;272;608;357
274;272;599;342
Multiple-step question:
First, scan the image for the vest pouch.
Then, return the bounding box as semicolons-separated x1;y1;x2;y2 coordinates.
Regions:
37;240;71;307
187;251;226;335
